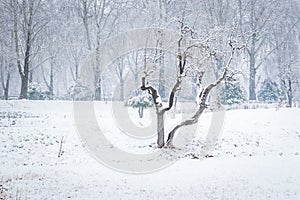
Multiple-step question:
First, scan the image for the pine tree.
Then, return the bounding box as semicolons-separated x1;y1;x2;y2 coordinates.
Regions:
221;77;246;105
128;91;153;118
68;81;93;100
257;79;279;103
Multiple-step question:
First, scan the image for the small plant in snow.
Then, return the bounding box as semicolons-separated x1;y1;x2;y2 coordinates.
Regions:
128;91;153;118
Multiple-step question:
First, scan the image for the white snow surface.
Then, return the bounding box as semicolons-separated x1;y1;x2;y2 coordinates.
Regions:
0;100;300;199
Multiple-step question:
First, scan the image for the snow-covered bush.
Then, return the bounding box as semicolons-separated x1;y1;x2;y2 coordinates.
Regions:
221;77;246;105
28;82;41;100
28;82;53;100
128;91;153;118
68;81;93;101
257;79;279;103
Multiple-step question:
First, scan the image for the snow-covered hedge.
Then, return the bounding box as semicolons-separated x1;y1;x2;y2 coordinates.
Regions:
68;81;93;101
28;82;53;100
127;91;153;108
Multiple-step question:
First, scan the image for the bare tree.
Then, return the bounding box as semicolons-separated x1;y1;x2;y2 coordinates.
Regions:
272;1;300;107
238;0;282;100
141;23;239;148
11;0;49;99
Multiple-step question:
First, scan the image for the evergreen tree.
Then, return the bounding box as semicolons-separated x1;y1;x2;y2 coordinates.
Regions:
68;81;93;101
221;77;246;105
257;79;279;103
128;91;153;118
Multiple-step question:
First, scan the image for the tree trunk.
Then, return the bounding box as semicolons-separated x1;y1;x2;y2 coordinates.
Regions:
82;0;92;50
138;107;144;118
75;63;79;81
19;41;30;99
157;111;165;148
249;58;256;100
4;72;10;100
249;33;257;100
29;70;33;83
94;31;102;100
0;60;10;100
1;65;10;100
120;78;124;101
95;77;101;101
19;76;28;99
249;0;257;101
158;49;165;99
158;0;165;98
49;64;54;98
84;19;92;51
287;79;292;107
18;0;33;99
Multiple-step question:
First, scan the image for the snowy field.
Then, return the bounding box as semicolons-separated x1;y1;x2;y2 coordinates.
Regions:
0;100;300;199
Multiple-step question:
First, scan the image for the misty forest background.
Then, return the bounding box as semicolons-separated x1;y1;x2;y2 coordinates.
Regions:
0;0;300;107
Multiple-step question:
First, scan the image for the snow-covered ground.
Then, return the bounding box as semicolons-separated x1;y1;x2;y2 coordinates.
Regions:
0;100;300;199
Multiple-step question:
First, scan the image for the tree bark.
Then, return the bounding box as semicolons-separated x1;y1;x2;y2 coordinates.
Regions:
94;77;102;100
141;76;165;147
248;30;257;100
158;48;165;99
4;73;10;100
138;107;144;118
0;61;10;100
94;30;102;100
287;79;292;107
249;51;256;100
157;111;165;148
248;0;257;101
120;78;124;101
19;50;30;99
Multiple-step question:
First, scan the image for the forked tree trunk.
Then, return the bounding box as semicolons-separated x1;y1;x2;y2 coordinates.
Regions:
166;106;206;147
166;43;236;147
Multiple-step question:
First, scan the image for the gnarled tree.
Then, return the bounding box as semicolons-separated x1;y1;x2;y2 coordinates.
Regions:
141;23;239;148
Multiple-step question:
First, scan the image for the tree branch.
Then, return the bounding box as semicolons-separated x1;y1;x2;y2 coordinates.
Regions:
166;42;236;147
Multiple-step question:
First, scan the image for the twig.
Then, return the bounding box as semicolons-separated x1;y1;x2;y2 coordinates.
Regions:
58;136;64;158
